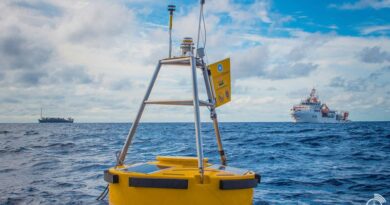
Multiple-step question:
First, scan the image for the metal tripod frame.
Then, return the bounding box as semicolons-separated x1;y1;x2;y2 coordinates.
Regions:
117;52;227;182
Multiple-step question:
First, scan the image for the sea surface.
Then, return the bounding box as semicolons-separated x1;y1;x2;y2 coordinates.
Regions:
0;122;389;205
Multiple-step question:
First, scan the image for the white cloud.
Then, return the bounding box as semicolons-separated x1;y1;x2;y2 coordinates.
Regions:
360;25;390;35
330;0;390;10
357;46;390;63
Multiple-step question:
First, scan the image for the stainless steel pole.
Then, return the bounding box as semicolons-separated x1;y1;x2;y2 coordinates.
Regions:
117;62;162;165
196;1;204;57
190;54;204;182
169;28;172;58
201;63;227;165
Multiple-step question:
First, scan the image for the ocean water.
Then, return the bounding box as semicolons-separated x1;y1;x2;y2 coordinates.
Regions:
0;122;389;205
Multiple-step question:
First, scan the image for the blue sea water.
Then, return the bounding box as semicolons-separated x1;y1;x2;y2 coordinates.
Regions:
0;122;389;205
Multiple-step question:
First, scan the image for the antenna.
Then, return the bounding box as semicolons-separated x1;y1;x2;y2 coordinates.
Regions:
168;4;176;58
40;107;42;119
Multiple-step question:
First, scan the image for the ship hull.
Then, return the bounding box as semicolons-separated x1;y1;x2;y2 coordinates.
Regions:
38;119;74;123
291;110;346;123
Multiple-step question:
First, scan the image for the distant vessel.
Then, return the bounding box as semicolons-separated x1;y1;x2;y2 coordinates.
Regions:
38;108;74;123
291;88;349;123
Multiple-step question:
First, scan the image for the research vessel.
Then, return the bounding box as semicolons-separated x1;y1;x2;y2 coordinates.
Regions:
98;2;260;204
291;88;349;123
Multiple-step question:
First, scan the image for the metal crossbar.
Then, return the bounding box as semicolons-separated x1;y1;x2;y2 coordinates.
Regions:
144;100;213;107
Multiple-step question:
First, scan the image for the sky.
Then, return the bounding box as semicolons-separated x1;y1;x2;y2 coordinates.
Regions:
0;0;389;123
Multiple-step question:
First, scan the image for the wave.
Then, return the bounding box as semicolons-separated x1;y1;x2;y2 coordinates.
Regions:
24;130;39;135
31;142;75;149
271;142;293;147
0;122;389;204
0;146;29;154
0;168;16;173
0;130;10;134
265;128;315;134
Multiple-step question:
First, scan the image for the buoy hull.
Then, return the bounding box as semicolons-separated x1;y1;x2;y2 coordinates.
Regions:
105;156;259;205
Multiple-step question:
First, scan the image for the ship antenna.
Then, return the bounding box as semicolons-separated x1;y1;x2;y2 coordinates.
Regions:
168;4;176;58
41;107;43;119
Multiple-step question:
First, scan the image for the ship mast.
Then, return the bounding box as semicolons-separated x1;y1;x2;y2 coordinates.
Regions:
310;88;316;98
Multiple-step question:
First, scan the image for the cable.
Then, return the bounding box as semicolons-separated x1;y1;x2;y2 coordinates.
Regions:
202;8;207;49
96;184;108;200
97;151;121;201
201;7;209;65
115;150;120;166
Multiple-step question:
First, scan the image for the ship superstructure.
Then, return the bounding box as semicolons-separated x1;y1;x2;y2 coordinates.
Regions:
291;88;349;123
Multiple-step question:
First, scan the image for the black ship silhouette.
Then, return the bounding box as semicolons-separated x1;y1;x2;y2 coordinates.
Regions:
38;108;74;123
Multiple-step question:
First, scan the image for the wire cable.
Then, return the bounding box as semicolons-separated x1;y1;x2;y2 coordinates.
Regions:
201;8;209;65
96;184;108;200
97;150;121;201
202;8;207;50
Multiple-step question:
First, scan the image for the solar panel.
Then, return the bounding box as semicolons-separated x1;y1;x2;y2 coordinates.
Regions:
121;163;171;174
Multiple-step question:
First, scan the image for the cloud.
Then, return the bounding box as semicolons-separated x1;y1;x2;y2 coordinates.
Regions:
51;66;94;85
109;78;133;91
16;70;48;86
329;76;346;87
357;46;390;63
266;63;318;79
12;1;63;17
205;0;273;24
231;33;327;80
232;46;268;78
61;2;136;45
285;33;332;61
0;29;53;70
0;97;20;104
330;0;390;10
232;45;318;79
329;76;367;91
329;66;390;91
360;25;390;35
252;0;272;23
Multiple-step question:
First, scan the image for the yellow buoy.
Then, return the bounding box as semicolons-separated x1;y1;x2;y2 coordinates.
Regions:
100;1;260;204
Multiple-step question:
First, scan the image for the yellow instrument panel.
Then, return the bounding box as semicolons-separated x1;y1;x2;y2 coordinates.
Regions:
208;58;231;108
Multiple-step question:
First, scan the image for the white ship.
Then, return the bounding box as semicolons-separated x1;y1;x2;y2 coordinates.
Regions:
291;88;349;123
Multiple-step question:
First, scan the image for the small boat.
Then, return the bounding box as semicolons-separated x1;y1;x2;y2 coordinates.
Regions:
99;2;260;204
38;117;74;123
38;108;74;123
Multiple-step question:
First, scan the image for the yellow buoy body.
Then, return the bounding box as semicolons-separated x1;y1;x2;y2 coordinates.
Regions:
105;156;260;205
